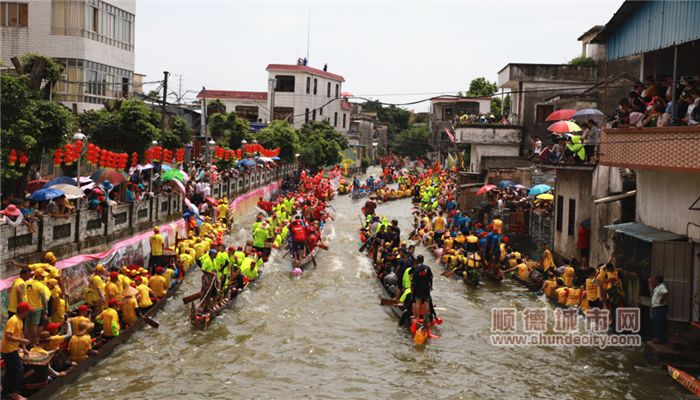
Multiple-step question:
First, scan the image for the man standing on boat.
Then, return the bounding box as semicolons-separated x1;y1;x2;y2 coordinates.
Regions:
149;226;164;273
290;216;307;263
411;255;433;322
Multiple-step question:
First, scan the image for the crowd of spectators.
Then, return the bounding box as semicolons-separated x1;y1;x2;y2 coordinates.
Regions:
612;75;700;128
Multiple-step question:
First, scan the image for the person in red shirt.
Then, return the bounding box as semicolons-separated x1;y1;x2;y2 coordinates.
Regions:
290;217;307;262
577;223;590;268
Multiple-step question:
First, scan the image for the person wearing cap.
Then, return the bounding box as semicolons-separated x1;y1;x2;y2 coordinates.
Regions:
149;267;168;298
85;264;107;314
96;299;120;339
25;268;51;345
68;320;95;363
30;331;68;378
239;253;257;281
149;226;164;272
44;321;72;352
2;301;32;398
104;271;121;305
120;285;139;327
47;278;67;323
70;305;92;334
134;276;154;311
164;262;177;288
253;221;270;253
7;268;31;318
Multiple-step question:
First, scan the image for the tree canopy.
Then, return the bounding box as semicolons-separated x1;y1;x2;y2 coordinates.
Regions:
79;99;160;155
361;100;410;140
392;125;432;159
297;121;347;169
465;77;498;97
208;112;250;149
256;121;300;162
159;116;193;149
1;74;76;186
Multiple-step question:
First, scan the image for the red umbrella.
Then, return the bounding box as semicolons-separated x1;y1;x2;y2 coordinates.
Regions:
89;168;128;185
547;120;582;133
26;180;48;193
205;197;218;206
476;184;497;195
545;109;576;122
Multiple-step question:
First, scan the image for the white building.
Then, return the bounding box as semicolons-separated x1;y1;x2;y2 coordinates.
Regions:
0;0;136;112
266;63;349;133
195;90;269;123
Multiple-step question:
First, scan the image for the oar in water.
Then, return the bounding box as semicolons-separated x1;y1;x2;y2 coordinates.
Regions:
380;298;401;306
182;292;202;305
143;316;160;329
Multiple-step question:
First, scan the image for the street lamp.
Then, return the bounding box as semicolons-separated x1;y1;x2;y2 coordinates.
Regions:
207;139;216;164
241;139;248;158
72;129;87;187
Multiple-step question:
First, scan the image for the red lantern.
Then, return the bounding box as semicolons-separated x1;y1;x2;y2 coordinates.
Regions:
175;148;185;163
131;152;138;168
18;153;28;168
8;149;18;166
99;149;108;167
151;146;162;162
144;148;152;164
53;148;63;166
64;143;74;165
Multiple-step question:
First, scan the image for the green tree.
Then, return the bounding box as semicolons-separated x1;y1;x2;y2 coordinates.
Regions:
1;74;76;190
569;56;596;66
360;101;410;139
256;120;300;162
392;126;431;159
159;116;193;149
208;112;250;149
490;94;511;119
80;99;160;155
297;121;346;169
207;99;227;116
465;77;498;97
300;121;348;150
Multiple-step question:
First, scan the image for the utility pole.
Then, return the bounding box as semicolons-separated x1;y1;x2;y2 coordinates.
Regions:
162;71;170;130
269;78;276;122
177;74;183;104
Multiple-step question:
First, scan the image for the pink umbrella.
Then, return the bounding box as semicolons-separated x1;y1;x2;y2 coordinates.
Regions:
547;120;582;133
545;109;577;122
476;184;497;195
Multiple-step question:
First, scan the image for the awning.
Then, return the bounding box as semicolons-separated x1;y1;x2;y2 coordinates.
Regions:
605;222;686;243
594;190;636;205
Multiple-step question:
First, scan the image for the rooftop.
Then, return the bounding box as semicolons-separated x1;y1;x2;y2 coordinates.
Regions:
605;222;686;243
497;63;597;89
196;90;268;101
266;64;345;82
431;96;491;103
341;100;352;111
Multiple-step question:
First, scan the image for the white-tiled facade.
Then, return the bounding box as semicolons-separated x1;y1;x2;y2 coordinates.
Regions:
266;64;349;133
0;0;135;112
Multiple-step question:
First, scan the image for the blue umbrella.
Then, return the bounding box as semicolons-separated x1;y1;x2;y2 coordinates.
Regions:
238;159;255;167
43;176;76;188
529;184;552;196
271;156;281;161
29;188;65;202
160;164;172;171
497;180;514;189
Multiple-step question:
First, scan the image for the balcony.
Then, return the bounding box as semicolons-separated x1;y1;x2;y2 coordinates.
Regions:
497;63;597;89
599;126;700;173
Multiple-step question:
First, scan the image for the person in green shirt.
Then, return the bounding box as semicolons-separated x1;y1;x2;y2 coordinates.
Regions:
253;222;270;251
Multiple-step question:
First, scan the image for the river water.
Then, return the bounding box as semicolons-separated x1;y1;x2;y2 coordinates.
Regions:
54;184;688;399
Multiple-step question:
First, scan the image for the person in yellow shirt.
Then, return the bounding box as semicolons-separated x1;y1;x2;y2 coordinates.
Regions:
149;226;164;272
193;239;208;259
538;243;555;273
7;268;31;317
44;321;72;352
25;268;51;345
104;271;122;304
200;218;213;238
120;285;139;327
217;202;229;224
97;299;120;338
163;264;176;288
85;264;107;314
117;269;132;293
68;321;94;364
70;305;93;333
1;302;33;397
47;278;67;323
149;267;168;298
134;276;155;311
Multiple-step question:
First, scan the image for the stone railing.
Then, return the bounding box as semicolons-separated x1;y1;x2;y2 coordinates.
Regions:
1;164;295;270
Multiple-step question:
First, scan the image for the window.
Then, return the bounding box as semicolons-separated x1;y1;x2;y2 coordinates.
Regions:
327;82;331;97
313;78;317;95
274;75;295;92
536;104;554;124
335;84;339;99
319;107;323;116
235;106;259;122
273;107;294;123
1;2;28;27
343;113;347;129
556;195;563;232
442;107;453;121
312;109;316;121
567;198;576;236
88;6;98;31
306;77;310;94
334;112;338;127
121;77;129;98
305;108;309;123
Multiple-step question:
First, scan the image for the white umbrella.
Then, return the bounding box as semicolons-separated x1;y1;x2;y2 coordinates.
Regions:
572;108;606;124
51;184;86;199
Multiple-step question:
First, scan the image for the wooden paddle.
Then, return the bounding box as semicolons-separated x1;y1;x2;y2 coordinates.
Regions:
143;315;160;329
380;298;401;306
442;268;457;278
182;292;202;304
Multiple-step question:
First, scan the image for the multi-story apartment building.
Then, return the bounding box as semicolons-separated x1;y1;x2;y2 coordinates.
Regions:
0;0;135;112
197;62;350;133
266;63;349;133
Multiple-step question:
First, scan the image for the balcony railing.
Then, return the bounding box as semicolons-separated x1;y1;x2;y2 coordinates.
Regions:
599;126;700;173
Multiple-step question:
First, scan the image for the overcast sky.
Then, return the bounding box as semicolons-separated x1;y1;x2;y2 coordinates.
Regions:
135;0;623;111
